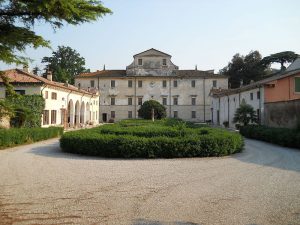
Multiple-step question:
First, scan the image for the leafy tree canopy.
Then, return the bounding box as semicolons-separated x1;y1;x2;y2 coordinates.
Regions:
42;46;89;84
220;51;267;89
261;51;298;71
0;0;112;65
138;100;167;120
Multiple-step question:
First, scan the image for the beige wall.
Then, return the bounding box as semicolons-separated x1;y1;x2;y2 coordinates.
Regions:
76;76;228;122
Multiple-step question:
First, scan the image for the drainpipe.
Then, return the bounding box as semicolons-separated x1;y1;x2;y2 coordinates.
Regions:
203;78;206;122
227;95;230;126
169;77;172;117
134;76;137;118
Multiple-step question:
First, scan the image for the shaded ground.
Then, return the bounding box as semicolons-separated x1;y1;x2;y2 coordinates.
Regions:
0;138;299;225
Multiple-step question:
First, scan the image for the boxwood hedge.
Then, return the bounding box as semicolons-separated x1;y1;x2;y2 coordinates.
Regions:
0;127;64;149
60;120;243;158
240;125;300;149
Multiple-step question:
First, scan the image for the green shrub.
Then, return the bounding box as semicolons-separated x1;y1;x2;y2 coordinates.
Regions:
138;100;166;120
0;127;64;149
240;125;300;149
60;121;243;158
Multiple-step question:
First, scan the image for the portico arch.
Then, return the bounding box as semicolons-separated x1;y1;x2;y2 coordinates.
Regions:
67;99;74;126
75;100;80;126
86;102;91;124
80;101;85;124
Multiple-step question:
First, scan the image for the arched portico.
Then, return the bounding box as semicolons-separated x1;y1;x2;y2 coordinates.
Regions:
68;100;74;126
86;102;91;124
75;100;80;126
80;101;85;124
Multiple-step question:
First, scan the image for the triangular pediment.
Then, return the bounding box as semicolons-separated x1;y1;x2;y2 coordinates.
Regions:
133;48;171;58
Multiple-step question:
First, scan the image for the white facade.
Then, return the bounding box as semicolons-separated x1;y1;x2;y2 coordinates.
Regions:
211;86;264;128
0;69;99;128
75;49;228;122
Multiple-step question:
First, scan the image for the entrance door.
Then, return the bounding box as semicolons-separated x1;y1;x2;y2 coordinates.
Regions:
102;113;107;122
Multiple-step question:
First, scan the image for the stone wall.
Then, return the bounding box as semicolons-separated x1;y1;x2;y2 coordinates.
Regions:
0;116;10;129
264;99;300;129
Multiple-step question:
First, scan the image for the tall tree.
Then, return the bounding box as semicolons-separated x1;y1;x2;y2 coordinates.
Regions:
0;0;111;66
220;51;267;88
261;51;298;71
42;46;89;84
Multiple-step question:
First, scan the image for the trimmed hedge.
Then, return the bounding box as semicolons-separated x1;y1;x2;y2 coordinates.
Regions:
0;127;64;149
240;125;300;149
60;120;243;158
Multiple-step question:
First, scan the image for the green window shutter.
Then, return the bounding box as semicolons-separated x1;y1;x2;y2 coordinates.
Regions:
295;77;300;92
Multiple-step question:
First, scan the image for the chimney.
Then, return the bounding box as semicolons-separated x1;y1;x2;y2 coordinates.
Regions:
103;64;106;71
23;64;29;73
46;70;52;81
195;65;198;71
240;80;243;87
64;80;69;87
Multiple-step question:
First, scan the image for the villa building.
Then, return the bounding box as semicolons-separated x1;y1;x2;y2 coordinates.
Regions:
75;48;228;122
0;67;99;128
211;57;300;129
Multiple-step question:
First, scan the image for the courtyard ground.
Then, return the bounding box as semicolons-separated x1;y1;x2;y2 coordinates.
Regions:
0;138;299;225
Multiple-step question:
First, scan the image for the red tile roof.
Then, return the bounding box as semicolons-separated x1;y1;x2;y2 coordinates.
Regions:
1;69;98;96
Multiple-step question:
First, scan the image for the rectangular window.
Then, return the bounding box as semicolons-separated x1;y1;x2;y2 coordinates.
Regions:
162;97;167;105
111;80;115;88
173;80;178;88
295;77;300;92
45;91;48;99
138;97;143;105
257;91;260;99
192;111;196;119
138;58;143;66
191;80;196;88
138;80;143;88
213;80;217;88
51;92;57;100
173;97;178;105
128;97;132;105
14;90;25;95
128;111;132;119
250;93;253;100
162;80;167;88
43;110;49;125
51;110;57;124
111;97;115;105
173;111;178;118
163;59;167;66
111;111;115;118
128;80;133;88
191;97;196;105
90;80;95;87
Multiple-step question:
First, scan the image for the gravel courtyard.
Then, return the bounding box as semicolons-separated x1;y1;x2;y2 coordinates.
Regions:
0;138;299;225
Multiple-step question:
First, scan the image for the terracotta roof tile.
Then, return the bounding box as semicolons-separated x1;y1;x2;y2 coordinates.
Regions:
1;69;98;96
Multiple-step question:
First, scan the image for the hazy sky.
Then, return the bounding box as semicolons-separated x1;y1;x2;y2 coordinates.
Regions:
1;0;300;73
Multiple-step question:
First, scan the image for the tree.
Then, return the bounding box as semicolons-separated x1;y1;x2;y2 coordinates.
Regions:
32;66;41;75
220;51;267;88
233;103;257;126
0;0;111;66
138;100;167;120
42;46;89;84
261;51;298;71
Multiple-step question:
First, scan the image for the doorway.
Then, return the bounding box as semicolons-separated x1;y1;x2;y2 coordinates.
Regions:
102;113;107;122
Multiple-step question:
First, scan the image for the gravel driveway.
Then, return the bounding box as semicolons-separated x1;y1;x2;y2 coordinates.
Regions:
0;138;299;225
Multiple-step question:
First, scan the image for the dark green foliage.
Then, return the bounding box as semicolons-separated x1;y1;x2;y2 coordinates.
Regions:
261;51;298;71
7;95;45;128
0;0;111;65
138;100;167;120
60;120;244;158
42;46;89;84
240;125;300;149
0;127;63;149
220;51;267;88
233;103;257;126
